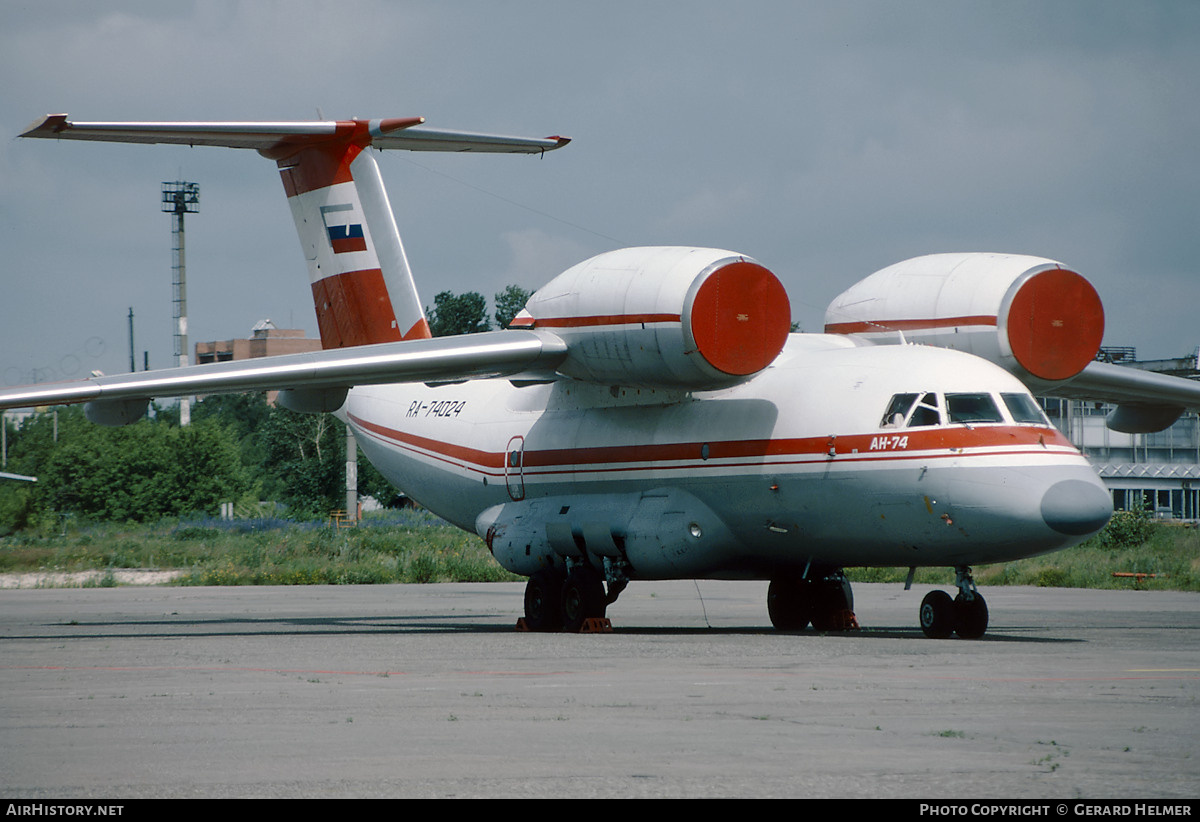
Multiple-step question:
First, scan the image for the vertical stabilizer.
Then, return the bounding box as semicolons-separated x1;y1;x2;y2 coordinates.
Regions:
277;139;430;347
20;114;570;350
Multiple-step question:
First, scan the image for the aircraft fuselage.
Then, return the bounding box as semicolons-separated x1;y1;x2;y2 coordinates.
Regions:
346;335;1112;581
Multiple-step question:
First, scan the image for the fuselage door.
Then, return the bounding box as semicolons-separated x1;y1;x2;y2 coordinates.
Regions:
505;435;526;501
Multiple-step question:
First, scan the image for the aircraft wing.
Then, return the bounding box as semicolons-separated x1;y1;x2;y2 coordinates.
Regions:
1032;360;1200;433
0;331;567;415
1044;361;1200;407
19;115;570;155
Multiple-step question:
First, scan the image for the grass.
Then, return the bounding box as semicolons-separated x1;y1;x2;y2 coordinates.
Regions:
0;508;521;586
846;522;1200;591
0;509;1197;590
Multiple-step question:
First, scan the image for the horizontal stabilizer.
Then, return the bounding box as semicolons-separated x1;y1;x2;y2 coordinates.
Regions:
372;127;571;153
20;115;570;156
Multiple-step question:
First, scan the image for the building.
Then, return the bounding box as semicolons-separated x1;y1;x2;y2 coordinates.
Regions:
1043;346;1200;521
194;320;322;404
195;319;321;363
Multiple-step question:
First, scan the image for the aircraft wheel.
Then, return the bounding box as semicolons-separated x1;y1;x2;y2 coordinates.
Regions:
523;570;563;632
560;567;606;633
767;578;812;631
954;592;989;639
809;576;854;632
919;590;955;639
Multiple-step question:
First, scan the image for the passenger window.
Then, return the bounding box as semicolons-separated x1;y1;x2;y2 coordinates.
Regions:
907;393;941;427
945;393;1003;424
881;393;918;428
1002;393;1049;425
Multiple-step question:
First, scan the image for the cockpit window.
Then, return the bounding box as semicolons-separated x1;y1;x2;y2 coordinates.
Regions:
882;391;1043;429
880;393;918;428
945;393;1004;424
907;393;941;427
1002;393;1049;425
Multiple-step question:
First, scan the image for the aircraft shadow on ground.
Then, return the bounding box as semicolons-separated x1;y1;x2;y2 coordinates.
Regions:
5;615;1082;643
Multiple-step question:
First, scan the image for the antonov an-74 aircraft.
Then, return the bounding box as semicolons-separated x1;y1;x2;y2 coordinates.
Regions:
7;114;1200;638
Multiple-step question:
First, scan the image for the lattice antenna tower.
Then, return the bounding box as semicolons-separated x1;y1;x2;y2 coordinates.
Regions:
161;181;199;425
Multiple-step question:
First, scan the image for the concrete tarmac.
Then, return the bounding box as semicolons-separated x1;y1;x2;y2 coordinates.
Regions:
0;581;1197;799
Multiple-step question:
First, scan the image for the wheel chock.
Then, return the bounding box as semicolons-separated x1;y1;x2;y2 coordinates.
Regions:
834;610;860;630
514;617;612;633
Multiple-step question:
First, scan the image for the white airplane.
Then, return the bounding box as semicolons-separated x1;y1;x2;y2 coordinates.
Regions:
7;114;1200;638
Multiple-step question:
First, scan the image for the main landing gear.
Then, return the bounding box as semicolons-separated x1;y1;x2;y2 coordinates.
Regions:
767;568;859;632
919;565;989;639
522;564;627;633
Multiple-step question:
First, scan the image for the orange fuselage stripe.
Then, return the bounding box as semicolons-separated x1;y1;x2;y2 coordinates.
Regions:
349;412;1075;476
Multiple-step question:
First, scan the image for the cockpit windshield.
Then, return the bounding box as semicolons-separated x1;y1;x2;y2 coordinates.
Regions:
1001;393;1050;425
880;391;1047;429
880;393;918;428
945;393;1003;424
880;392;940;428
908;393;941;427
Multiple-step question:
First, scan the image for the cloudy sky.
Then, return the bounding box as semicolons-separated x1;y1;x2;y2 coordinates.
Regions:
2;1;1197;386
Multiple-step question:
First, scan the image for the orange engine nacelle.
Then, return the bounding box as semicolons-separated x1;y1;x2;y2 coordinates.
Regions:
824;253;1104;382
513;246;792;389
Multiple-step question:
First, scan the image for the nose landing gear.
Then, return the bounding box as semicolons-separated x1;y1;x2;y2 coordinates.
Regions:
919;566;989;639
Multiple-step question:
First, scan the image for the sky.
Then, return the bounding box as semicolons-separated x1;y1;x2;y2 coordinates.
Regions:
1;0;1197;387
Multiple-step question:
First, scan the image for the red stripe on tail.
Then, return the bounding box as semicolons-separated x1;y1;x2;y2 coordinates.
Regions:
311;270;403;348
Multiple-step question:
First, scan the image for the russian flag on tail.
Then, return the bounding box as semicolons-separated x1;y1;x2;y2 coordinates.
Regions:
321;203;368;254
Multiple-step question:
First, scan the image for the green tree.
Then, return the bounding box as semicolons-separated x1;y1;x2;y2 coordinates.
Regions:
256;405;347;518
1099;496;1157;549
427;290;491;337
193;392;272;441
25;409;250;523
494;284;531;329
193;392;273;477
198;392;403;513
0;410;40;532
0;398;413;531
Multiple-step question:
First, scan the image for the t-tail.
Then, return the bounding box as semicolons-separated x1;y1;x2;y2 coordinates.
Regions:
21;114;569;349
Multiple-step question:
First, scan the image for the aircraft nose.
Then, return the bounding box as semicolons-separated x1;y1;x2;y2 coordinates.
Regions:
1041;478;1112;536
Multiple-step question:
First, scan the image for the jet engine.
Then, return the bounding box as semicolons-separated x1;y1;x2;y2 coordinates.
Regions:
824;253;1104;382
512;247;791;389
